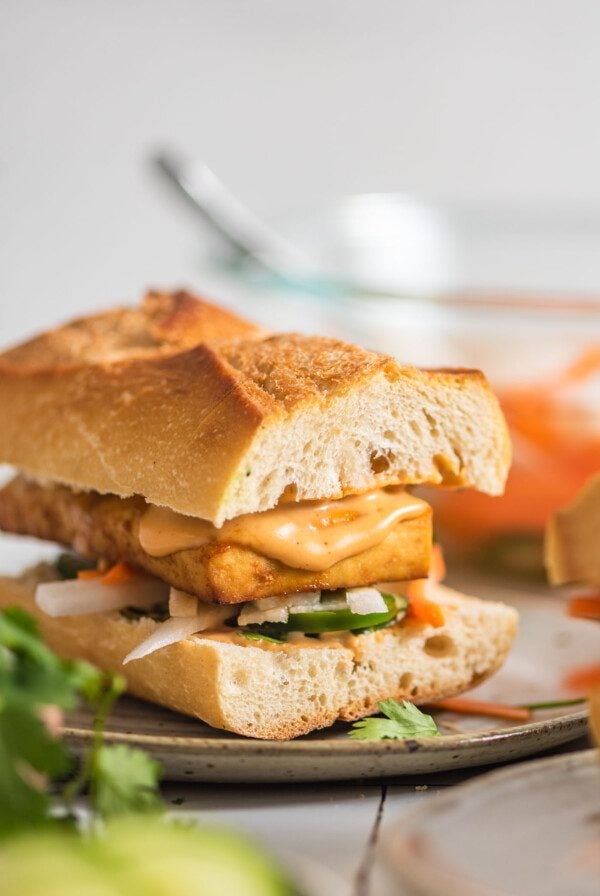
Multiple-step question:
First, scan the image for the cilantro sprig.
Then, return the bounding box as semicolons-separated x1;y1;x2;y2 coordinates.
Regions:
349;698;440;740
0;608;297;896
0;606;162;837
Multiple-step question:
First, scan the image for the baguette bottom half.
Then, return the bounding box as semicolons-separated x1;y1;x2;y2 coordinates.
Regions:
0;566;518;740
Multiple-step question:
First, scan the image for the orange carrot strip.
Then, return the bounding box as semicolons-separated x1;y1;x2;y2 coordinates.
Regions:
428;697;531;722
568;596;600;620
429;543;446;584
77;568;103;580
101;561;137;586
559;346;600;385
563;663;600;694
406;580;445;627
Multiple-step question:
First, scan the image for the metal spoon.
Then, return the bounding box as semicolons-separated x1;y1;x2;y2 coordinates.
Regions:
153;150;321;284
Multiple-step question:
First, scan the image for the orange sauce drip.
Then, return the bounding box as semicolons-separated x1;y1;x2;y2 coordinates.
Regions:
139;486;429;572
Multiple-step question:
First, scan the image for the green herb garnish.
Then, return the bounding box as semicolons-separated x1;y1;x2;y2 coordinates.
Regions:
240;622;289;642
0;606;162;837
349;698;440;740
120;603;169;623
519;697;587;711
0;608;297;896
240;630;285;644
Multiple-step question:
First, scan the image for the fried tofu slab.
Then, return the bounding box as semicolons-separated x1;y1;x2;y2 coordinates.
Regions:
0;476;432;604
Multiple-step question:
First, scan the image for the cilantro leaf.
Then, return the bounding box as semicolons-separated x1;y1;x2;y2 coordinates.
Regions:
349;699;440;740
0;606;164;834
92;744;163;818
0;607;84;836
0;705;72;835
0;607;95;711
0;736;50;836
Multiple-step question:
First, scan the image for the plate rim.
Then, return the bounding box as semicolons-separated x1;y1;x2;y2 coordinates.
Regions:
61;708;587;753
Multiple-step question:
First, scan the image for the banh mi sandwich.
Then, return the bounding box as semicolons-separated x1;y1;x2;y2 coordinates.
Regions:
545;472;600;694
0;290;517;739
545;472;600;589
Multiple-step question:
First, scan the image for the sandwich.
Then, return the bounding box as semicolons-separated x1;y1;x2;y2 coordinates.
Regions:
545;472;600;697
0;290;517;739
545;472;600;588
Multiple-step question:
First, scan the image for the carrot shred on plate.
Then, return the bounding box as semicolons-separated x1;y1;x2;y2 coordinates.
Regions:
563;663;600;694
76;568;103;580
567;595;600;620
405;580;445;627
100;561;137;586
428;697;531;722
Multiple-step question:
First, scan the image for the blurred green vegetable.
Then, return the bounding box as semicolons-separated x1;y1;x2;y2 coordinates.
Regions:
0;607;298;895
0;818;298;896
0;606;161;835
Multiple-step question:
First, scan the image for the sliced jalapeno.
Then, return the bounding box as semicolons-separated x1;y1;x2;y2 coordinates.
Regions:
280;593;406;634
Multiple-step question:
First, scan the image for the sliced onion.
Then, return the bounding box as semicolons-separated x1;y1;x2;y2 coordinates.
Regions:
253;597;285;611
284;591;322;613
310;593;349;612
35;576;169;618
237;603;289;626
346;587;388;616
123;605;232;664
168;588;199;617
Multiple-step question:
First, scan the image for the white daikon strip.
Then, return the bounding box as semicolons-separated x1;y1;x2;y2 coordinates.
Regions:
123;605;233;664
237;603;289;626
285;591;322;612
168;588;199;617
345;587;387;615
35;576;169;618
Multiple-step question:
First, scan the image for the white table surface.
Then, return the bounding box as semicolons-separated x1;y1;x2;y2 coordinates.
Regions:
159;737;589;895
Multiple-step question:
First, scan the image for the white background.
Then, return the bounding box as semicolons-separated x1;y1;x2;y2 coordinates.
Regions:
3;1;600;342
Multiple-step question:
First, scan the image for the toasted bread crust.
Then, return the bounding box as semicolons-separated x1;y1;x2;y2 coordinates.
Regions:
0;566;518;740
0;290;262;367
0;476;432;603
0;290;511;524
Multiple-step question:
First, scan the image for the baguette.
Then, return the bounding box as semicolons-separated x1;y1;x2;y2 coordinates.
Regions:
0;289;517;741
0;565;518;740
545;472;600;586
0;291;510;525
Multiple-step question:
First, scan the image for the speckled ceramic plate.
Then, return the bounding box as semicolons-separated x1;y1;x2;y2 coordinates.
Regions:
384;748;600;896
0;536;595;782
59;579;597;782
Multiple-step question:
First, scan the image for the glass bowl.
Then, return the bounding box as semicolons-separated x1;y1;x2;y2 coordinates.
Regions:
218;196;600;578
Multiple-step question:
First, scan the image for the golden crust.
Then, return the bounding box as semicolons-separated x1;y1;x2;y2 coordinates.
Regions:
0;476;432;603
0;341;273;520
219;333;394;409
0;290;511;522
0;290;261;368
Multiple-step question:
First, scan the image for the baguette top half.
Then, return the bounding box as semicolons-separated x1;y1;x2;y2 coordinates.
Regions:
0;290;511;525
